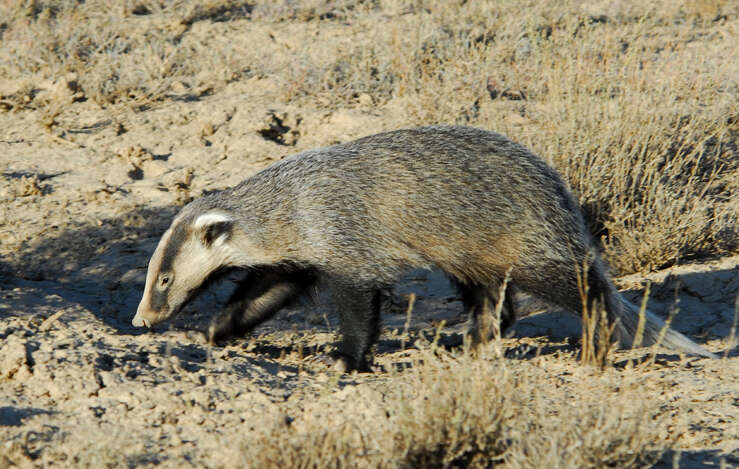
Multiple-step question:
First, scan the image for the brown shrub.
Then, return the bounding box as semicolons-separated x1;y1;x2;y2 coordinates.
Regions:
241;347;670;468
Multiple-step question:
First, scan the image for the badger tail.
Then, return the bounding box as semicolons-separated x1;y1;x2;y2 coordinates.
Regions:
611;292;717;358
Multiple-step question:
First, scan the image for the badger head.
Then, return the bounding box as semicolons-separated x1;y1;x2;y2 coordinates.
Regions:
132;211;237;328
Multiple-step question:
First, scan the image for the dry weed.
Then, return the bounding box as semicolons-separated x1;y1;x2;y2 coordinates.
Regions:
1;0;735;275
400;350;669;469
576;259;618;368
0;2;733;467
240;346;670;468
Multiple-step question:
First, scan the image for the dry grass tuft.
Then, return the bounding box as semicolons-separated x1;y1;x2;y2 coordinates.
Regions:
579;297;618;369
576;260;618;368
391;354;513;468
241;346;670;468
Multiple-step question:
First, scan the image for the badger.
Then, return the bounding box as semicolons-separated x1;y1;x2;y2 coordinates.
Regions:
132;125;715;370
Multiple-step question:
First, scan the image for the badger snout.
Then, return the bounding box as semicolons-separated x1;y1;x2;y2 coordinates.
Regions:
131;312;151;328
132;303;160;328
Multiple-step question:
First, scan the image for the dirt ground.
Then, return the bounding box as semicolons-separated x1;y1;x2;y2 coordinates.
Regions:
1;2;738;468
1;81;737;468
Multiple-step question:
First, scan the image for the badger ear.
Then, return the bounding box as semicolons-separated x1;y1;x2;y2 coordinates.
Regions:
193;212;233;247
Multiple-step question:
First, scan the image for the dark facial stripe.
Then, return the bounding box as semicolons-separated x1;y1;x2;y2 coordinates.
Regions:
149;287;169;312
160;221;190;272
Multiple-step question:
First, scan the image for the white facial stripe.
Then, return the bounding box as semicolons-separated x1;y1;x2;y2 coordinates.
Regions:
167;235;228;305
193;212;233;230
136;224;178;322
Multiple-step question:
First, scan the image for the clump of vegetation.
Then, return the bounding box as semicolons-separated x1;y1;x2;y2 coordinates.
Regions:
0;1;734;468
242;346;669;468
1;0;735;274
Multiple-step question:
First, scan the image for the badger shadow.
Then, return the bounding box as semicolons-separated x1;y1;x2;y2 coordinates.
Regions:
1;203;736;359
0;204;178;333
655;449;737;469
0;406;55;427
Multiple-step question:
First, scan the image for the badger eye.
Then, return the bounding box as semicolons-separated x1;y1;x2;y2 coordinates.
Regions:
159;275;170;288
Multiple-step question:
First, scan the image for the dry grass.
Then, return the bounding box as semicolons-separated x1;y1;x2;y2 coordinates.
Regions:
0;0;255;110
0;3;735;465
241;346;670;469
1;0;735;274
577;260;619;368
0;350;670;469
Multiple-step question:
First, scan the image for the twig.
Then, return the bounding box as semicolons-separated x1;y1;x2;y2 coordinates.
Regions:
632;281;651;349
723;293;738;359
400;293;416;351
39;310;65;331
46;131;84;148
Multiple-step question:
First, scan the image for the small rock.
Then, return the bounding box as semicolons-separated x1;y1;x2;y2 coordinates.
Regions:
358;93;374;106
171;80;190;94
201;122;215;138
515;37;532;61
98;370;125;388
105;165;134;187
334;385;356;401
141;160;170;178
0;335;32;380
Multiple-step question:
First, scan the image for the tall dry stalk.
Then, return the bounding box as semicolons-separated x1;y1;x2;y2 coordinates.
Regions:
577;260;617;368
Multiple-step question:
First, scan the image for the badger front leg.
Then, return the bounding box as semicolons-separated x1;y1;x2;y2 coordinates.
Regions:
330;283;382;372
209;268;315;343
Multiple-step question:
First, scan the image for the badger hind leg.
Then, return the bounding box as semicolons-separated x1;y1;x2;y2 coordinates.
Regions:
459;279;516;346
330;281;383;372
209;267;316;344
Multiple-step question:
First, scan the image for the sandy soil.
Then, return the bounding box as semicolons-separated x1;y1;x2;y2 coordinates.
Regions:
1;18;738;468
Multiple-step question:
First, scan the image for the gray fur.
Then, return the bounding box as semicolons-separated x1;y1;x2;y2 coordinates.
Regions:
133;125;716;368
